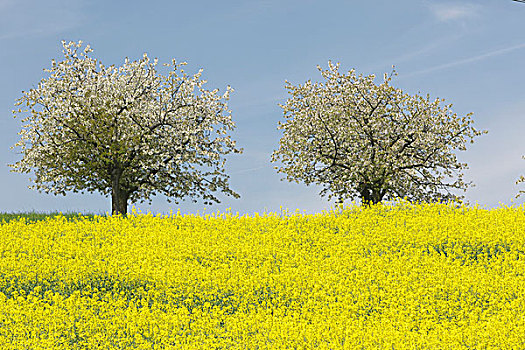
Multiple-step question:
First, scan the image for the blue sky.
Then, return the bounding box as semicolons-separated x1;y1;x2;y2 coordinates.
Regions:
1;0;524;215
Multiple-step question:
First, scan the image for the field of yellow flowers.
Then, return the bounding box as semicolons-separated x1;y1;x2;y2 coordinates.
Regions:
0;201;524;349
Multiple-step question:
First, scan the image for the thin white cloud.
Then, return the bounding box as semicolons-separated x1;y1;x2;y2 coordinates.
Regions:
374;32;464;72
230;166;267;175
403;42;525;77
427;2;480;22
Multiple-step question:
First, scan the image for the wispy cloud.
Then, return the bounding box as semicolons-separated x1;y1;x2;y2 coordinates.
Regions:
426;2;480;22
373;32;464;72
230;166;267;175
403;42;525;77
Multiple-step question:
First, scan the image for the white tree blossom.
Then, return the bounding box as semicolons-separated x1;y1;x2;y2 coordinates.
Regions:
11;41;242;215
516;156;525;198
271;62;487;206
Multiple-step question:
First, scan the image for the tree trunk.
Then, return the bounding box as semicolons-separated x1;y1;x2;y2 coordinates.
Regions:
111;188;129;216
111;168;129;216
359;184;384;207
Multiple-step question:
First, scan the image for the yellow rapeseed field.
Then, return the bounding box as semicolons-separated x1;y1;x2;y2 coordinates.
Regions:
0;201;524;349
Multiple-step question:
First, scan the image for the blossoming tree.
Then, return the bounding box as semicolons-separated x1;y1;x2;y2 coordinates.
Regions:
11;41;242;215
271;62;486;206
517;156;524;198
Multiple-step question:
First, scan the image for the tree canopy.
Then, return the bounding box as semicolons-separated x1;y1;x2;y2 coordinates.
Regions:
516;156;525;199
11;41;242;215
271;62;486;206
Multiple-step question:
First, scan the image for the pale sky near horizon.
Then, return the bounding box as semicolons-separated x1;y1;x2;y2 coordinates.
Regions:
1;0;524;215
